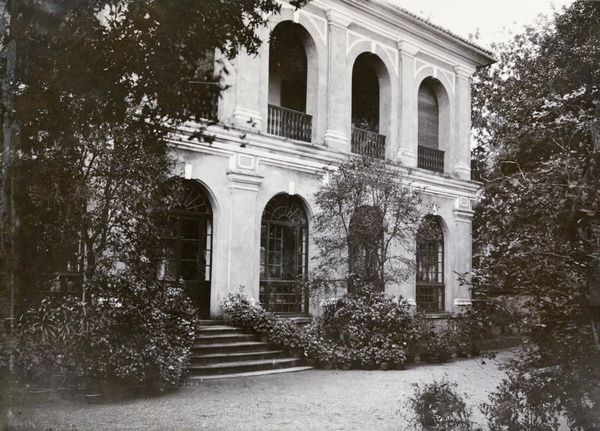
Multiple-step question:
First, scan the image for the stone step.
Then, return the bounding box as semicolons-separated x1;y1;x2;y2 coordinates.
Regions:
186;357;302;376
191;341;273;355
190;350;285;365
185;366;313;381
193;333;257;345
195;326;248;336
197;319;232;326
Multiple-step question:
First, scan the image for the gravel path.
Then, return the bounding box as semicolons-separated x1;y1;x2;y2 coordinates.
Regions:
7;351;515;431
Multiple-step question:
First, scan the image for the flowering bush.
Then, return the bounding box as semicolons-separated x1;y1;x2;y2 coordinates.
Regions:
408;378;477;430
419;329;455;363
303;285;415;368
219;288;305;354
12;268;198;392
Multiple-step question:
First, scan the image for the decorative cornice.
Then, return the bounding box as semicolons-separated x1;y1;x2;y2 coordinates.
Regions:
326;8;352;29
454;207;475;223
454;64;476;79
397;39;420;57
226;170;264;192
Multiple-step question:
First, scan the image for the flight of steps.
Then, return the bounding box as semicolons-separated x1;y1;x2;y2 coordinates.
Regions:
185;321;312;381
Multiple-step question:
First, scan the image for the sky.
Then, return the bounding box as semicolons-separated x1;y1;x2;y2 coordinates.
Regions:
388;0;576;48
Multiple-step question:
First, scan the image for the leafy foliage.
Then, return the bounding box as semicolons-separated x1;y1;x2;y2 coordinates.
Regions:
482;361;562;431
471;1;600;428
313;156;422;288
8;0;306;282
408;377;478;431
219;288;306;353
12;267;198;391
304;285;416;367
2;0;308;397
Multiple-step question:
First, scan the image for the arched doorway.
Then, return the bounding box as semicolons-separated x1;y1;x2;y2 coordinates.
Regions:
157;180;213;318
260;194;308;314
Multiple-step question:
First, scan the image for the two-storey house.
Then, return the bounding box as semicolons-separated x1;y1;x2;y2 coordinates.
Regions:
163;0;495;319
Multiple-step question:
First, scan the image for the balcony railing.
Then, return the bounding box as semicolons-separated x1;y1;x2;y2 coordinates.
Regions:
189;82;219;122
351;127;386;159
260;280;309;314
418;145;444;173
267;104;312;143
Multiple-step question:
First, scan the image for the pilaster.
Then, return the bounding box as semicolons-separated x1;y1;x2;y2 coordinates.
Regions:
225;168;263;300
453;64;476;180
397;40;420;167
233;51;264;131
324;8;352;151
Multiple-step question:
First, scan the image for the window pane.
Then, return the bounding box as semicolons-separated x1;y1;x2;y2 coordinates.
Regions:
181;261;198;280
181;240;200;260
157;259;177;281
181;219;200;239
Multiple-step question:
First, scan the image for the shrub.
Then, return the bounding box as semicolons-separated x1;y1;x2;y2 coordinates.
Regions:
419;329;455;363
219;288;305;354
12;268;198;392
481;367;562;431
303;284;416;368
12;296;96;388
408;378;478;430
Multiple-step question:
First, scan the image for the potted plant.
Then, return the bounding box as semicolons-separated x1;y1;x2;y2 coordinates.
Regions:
317;344;336;370
356;346;376;370
333;346;353;370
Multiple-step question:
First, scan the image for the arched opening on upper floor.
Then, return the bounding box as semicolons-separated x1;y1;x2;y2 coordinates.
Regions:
417;77;450;173
267;22;314;143
351;53;390;159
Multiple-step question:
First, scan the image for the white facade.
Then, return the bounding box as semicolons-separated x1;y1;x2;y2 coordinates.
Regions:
168;0;495;318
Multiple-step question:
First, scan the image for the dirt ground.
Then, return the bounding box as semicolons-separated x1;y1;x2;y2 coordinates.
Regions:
6;350;516;431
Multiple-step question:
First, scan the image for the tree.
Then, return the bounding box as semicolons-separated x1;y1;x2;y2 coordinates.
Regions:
313;156;422;291
3;0;306;301
0;0;307;389
471;2;600;428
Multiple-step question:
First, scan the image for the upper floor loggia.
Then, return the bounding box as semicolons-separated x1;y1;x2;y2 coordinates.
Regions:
194;0;495;180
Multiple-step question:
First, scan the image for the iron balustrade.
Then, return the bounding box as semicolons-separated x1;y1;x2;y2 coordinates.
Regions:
260;280;309;314
351;127;386;159
416;283;445;312
418;145;445;173
267;104;312;143
189;82;219;121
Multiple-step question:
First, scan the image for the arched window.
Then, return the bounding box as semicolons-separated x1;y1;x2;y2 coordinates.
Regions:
351;53;387;159
418;78;444;173
348;205;384;291
267;22;312;142
260;194;309;313
157;180;213;318
416;216;444;312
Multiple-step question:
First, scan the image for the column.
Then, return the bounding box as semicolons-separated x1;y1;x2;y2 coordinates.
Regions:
454;65;476;180
324;9;352;151
397;40;419;167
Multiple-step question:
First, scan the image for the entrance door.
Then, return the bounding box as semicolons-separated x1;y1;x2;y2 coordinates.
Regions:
260;194;308;314
158;181;213;318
